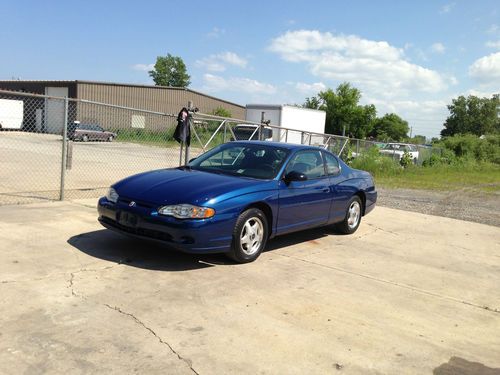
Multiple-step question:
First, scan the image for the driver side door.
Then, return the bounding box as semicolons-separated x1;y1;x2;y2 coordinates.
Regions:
276;150;332;235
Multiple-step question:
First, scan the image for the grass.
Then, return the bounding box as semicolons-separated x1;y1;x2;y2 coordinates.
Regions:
374;163;500;193
114;125;229;149
350;149;500;194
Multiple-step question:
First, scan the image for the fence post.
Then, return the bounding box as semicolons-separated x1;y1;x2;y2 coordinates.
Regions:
59;97;69;201
179;143;184;166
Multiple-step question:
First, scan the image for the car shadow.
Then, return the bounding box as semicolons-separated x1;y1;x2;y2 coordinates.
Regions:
67;230;229;271
67;226;339;271
265;226;333;251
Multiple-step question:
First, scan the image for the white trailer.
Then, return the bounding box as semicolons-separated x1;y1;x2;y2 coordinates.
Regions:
0;98;24;130
244;104;326;145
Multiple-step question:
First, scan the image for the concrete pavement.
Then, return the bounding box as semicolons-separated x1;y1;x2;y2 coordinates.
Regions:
0;201;499;374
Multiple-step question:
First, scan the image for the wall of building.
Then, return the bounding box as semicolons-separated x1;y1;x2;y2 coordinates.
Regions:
0;80;245;134
76;82;244;118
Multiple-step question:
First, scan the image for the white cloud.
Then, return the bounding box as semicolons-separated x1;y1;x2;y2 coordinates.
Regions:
132;63;154;72
269;30;449;98
439;2;455;14
365;97;450;137
206;27;225;39
485;40;500;49
469;52;500;85
430;42;446;54
202;74;276;94
196;52;248;72
294;82;327;94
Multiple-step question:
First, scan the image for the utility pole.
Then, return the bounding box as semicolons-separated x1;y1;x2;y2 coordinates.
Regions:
410;126;413;139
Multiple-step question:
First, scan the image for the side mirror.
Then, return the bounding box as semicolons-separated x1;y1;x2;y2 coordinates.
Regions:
188;157;197;163
284;171;308;184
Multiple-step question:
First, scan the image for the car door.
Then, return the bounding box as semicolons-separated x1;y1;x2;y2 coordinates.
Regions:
323;151;350;223
276;150;332;235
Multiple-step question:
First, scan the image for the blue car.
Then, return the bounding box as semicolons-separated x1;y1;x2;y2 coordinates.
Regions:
98;141;377;263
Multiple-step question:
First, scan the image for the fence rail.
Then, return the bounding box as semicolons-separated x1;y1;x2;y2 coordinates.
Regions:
0;89;439;206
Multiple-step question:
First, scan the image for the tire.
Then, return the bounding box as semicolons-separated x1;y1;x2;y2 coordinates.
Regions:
108;136;114;142
334;195;362;234
82;135;89;142
227;208;268;263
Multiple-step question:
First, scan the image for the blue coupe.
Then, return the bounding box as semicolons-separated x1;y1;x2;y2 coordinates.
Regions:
98;141;377;263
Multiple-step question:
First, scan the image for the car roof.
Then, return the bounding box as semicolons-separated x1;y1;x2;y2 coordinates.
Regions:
229;140;324;151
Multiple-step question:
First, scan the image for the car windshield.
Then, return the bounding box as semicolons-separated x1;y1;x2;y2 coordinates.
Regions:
384;144;404;150
188;143;290;179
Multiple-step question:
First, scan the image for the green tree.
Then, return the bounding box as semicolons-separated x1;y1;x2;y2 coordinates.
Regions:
312;83;376;138
211;106;232;118
149;54;191;87
441;94;499;137
370;113;409;141
303;96;321;109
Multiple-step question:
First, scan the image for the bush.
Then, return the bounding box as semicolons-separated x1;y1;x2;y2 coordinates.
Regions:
422;149;456;167
399;150;413;168
349;147;402;177
438;134;500;164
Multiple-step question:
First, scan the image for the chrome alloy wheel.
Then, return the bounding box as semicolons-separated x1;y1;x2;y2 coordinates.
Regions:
347;200;361;230
239;217;264;255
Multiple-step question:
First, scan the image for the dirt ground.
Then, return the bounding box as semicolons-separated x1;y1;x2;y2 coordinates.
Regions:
377;187;500;227
0;200;499;374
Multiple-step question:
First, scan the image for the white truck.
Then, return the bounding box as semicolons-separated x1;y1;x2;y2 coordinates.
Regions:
234;104;326;145
0;98;24;130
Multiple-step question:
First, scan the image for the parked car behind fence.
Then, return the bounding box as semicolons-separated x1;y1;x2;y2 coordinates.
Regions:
69;122;117;142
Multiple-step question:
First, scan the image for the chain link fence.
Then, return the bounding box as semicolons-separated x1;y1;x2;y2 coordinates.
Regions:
1;89;442;206
189;113;441;165
0;90;179;205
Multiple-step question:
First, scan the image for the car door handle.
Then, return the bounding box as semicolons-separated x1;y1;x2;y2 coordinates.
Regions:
321;187;330;193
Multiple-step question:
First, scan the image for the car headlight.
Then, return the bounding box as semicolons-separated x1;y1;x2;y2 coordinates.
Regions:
158;204;215;219
106;187;119;203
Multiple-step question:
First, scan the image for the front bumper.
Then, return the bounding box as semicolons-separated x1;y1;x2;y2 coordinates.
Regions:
97;197;234;253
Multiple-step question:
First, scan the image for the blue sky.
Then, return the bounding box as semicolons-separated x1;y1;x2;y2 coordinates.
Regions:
1;0;499;137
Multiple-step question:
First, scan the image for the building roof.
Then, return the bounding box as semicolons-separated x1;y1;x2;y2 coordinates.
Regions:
0;80;244;109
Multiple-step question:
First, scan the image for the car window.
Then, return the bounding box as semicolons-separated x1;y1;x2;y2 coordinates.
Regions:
199;146;246;167
323;152;340;175
190;143;289;180
285;150;326;179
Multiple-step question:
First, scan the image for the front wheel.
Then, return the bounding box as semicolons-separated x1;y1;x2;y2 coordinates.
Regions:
82;135;89;142
227;208;268;263
334;196;362;234
108;135;114;142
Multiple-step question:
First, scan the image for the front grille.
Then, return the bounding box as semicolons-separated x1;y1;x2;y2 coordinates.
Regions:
100;216;173;242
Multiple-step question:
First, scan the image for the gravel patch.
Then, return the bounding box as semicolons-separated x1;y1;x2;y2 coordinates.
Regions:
377;187;500;227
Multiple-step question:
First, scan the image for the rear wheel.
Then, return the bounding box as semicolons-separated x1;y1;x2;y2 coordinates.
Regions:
227;208;268;263
334;196;362;234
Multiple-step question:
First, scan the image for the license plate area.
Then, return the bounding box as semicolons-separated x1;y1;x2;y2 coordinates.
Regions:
117;211;138;228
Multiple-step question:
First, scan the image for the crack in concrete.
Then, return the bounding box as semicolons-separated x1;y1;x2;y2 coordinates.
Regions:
67;262;200;374
365;223;400;237
276;253;500;315
66;262;125;298
1;260;125;286
103;304;200;375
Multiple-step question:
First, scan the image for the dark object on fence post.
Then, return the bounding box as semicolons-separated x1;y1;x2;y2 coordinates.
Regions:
185;102;199;164
175;107;190;165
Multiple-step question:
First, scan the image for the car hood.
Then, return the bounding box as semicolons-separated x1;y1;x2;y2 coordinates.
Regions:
113;168;276;206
